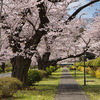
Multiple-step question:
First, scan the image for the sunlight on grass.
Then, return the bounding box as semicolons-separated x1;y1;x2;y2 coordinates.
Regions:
8;68;62;100
69;69;100;100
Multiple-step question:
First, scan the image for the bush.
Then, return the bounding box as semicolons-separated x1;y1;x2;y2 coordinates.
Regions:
80;67;84;72
0;77;22;98
91;68;96;77
38;70;48;78
5;67;12;72
28;70;42;86
95;67;100;78
46;66;55;75
86;60;94;67
77;66;82;71
69;66;76;70
46;67;52;75
50;66;56;72
85;67;91;74
74;62;81;67
80;62;84;67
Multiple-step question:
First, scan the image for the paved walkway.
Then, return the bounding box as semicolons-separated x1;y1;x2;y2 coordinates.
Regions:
55;67;90;100
0;72;11;77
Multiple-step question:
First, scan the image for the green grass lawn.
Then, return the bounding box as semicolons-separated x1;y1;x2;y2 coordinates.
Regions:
69;69;100;100
7;68;62;100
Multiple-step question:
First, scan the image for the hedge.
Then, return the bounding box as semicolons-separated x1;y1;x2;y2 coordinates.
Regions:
0;77;22;98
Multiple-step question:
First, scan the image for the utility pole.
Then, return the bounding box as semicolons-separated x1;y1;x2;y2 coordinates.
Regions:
83;46;86;86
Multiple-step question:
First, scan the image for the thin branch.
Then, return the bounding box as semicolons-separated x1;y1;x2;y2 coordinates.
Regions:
50;48;88;63
26;18;36;32
49;38;91;63
81;37;91;48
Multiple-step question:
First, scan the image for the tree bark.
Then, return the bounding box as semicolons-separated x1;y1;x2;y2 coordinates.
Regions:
35;51;51;70
1;62;5;72
11;56;31;86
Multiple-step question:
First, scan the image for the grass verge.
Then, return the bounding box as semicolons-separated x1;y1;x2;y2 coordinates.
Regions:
69;69;100;100
7;68;62;100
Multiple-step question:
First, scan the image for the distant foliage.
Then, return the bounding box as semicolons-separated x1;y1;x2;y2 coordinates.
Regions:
75;57;100;68
5;61;12;68
69;66;76;70
85;60;94;67
5;67;12;72
74;57;100;78
92;57;100;67
95;67;100;78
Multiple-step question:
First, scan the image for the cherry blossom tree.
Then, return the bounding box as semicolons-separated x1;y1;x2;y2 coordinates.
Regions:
34;18;90;70
80;15;100;57
1;0;100;85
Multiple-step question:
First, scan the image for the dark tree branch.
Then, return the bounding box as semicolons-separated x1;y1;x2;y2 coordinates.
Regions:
49;49;88;63
81;37;91;48
48;0;63;3
65;0;100;24
24;1;49;50
26;18;36;32
49;38;91;63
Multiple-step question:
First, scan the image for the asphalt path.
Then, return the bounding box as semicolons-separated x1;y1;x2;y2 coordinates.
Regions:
55;67;90;100
0;72;11;77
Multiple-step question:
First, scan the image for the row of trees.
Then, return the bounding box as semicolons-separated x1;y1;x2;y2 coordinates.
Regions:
0;0;100;85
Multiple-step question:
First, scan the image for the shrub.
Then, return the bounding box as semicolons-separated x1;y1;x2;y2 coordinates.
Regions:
77;66;82;71
55;65;60;70
87;60;94;67
69;66;76;70
95;67;100;78
28;70;42;86
49;66;56;72
0;77;22;98
74;62;81;67
38;70;48;78
46;67;52;75
46;66;55;75
80;62;84;67
85;67;91;74
91;68;96;77
80;66;84;72
5;67;12;72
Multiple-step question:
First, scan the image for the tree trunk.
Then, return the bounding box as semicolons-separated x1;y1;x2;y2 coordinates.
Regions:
37;59;43;70
37;59;47;70
1;62;5;72
11;56;31;86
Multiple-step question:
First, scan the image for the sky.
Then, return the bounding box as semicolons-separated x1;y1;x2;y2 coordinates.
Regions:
68;0;100;19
